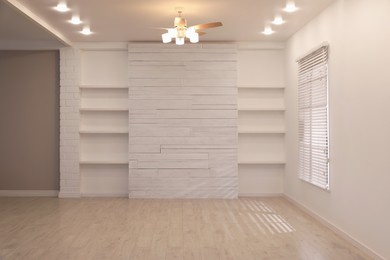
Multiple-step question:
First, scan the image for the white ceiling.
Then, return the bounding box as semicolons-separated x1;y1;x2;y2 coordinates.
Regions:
0;1;65;49
2;0;337;47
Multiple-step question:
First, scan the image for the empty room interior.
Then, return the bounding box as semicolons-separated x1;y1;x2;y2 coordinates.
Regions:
0;0;389;259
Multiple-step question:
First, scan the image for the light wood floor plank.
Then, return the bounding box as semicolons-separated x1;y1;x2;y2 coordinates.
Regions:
0;197;372;260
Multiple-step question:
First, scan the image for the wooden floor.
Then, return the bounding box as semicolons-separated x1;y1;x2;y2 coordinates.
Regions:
0;197;371;260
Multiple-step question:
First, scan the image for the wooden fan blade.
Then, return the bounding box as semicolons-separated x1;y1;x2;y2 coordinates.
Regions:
191;22;223;30
198;31;206;36
151;27;172;30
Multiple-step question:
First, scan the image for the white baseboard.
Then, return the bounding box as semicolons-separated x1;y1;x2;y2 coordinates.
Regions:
58;192;81;198
283;194;385;260
239;192;283;197
81;193;128;198
0;190;59;197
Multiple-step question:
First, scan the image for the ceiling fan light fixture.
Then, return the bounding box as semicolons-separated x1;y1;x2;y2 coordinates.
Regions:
162;33;172;43
160;9;222;45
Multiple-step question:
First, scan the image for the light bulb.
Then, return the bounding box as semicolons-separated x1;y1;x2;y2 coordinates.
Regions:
272;15;285;25
162;33;171;43
54;2;70;12
262;26;274;35
81;27;92;35
284;1;298;12
175;37;184;45
70;16;82;25
190;32;199;43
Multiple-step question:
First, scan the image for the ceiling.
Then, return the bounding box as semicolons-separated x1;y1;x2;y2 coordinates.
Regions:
0;1;65;49
1;0;337;48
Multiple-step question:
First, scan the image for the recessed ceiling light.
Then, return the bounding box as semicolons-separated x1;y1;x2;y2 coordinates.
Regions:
284;1;298;13
272;15;285;25
80;27;92;35
54;2;70;12
262;26;275;35
70;16;82;25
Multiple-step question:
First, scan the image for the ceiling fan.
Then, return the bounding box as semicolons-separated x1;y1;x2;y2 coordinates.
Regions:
161;10;223;45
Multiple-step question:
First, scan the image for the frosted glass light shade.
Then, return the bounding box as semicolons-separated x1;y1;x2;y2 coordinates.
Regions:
162;33;172;43
176;37;184;45
186;27;196;38
168;28;177;38
190;33;199;43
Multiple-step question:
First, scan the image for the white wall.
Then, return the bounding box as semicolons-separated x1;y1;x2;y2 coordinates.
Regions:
285;0;390;258
59;48;81;198
60;43;287;198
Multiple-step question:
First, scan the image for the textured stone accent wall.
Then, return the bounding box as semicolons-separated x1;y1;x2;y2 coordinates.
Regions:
59;47;81;198
128;43;238;198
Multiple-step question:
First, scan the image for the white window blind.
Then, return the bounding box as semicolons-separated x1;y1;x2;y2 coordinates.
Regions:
297;44;329;190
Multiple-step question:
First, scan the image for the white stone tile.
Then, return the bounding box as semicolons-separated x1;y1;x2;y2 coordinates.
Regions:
190;127;237;136
158;169;210;178
130;99;191;110
161;148;237;154
182;78;237;87
191;95;237;105
129;136;236;145
129;153;208;161
137;160;208;169
129;78;183;87
185;61;237;71
161;144;236;149
128;145;161;153
129;52;237;62
130;86;237;95
129;169;158;177
157;109;237;119
127;44;238;198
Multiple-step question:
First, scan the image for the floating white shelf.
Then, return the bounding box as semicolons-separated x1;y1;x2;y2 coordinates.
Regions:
238;129;286;134
80;108;129;112
238;107;285;111
80;160;129;165
79;130;128;134
79;85;128;89
238;160;285;165
238;85;285;89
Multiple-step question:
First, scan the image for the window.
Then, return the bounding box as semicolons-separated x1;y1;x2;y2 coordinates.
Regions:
297;43;329;190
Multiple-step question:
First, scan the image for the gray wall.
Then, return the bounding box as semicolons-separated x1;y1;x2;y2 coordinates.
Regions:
0;51;59;190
